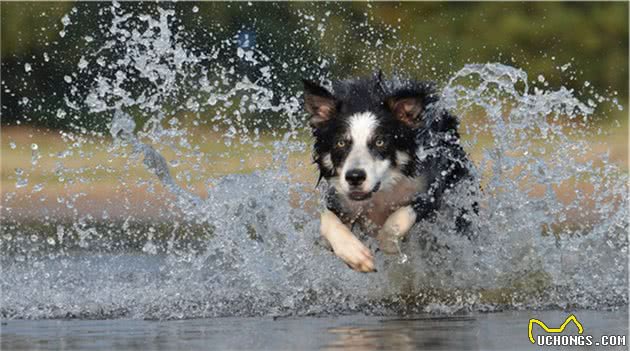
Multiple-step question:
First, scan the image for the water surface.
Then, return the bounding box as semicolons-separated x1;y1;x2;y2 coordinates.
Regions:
3;310;628;351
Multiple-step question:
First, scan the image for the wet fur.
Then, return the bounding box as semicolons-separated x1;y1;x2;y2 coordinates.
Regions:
304;72;475;272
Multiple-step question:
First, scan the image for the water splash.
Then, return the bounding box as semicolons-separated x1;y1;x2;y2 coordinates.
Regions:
1;3;627;320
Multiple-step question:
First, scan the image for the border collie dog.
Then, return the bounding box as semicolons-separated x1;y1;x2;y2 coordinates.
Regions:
303;72;475;273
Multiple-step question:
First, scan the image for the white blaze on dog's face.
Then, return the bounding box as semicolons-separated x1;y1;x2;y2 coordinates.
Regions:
338;112;391;200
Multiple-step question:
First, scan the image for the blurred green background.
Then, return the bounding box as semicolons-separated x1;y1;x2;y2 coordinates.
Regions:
1;1;628;130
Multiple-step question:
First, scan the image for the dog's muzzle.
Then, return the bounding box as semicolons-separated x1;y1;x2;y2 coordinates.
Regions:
348;181;381;201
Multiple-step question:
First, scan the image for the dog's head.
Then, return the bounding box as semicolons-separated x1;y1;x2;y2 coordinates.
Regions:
303;73;437;201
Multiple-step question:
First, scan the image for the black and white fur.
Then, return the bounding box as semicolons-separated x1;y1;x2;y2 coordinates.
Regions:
303;72;475;272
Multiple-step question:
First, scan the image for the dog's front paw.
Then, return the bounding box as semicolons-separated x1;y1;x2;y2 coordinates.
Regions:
331;235;375;273
377;206;416;255
376;230;400;255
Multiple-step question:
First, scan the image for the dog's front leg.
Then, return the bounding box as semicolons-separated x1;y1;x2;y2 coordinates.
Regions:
320;209;375;272
376;206;417;255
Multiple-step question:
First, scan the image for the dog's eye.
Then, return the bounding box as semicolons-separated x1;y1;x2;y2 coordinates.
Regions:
336;140;346;148
375;139;385;147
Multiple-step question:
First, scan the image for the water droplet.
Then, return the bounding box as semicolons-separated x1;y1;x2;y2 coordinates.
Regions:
192;6;199;13
61;14;71;26
78;57;88;69
16;179;28;189
56;109;67;119
142;241;157;255
24;63;32;72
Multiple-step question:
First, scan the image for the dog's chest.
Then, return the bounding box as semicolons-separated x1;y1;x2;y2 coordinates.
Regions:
344;176;427;234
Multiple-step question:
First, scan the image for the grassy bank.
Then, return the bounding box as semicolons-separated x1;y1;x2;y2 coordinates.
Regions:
1;116;627;221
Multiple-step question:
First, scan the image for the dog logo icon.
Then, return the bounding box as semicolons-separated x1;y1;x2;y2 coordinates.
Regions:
528;314;584;343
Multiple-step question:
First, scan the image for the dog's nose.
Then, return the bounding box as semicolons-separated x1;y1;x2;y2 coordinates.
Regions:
345;169;366;186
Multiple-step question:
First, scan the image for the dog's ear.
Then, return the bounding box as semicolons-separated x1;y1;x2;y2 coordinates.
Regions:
303;79;337;128
385;93;424;128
